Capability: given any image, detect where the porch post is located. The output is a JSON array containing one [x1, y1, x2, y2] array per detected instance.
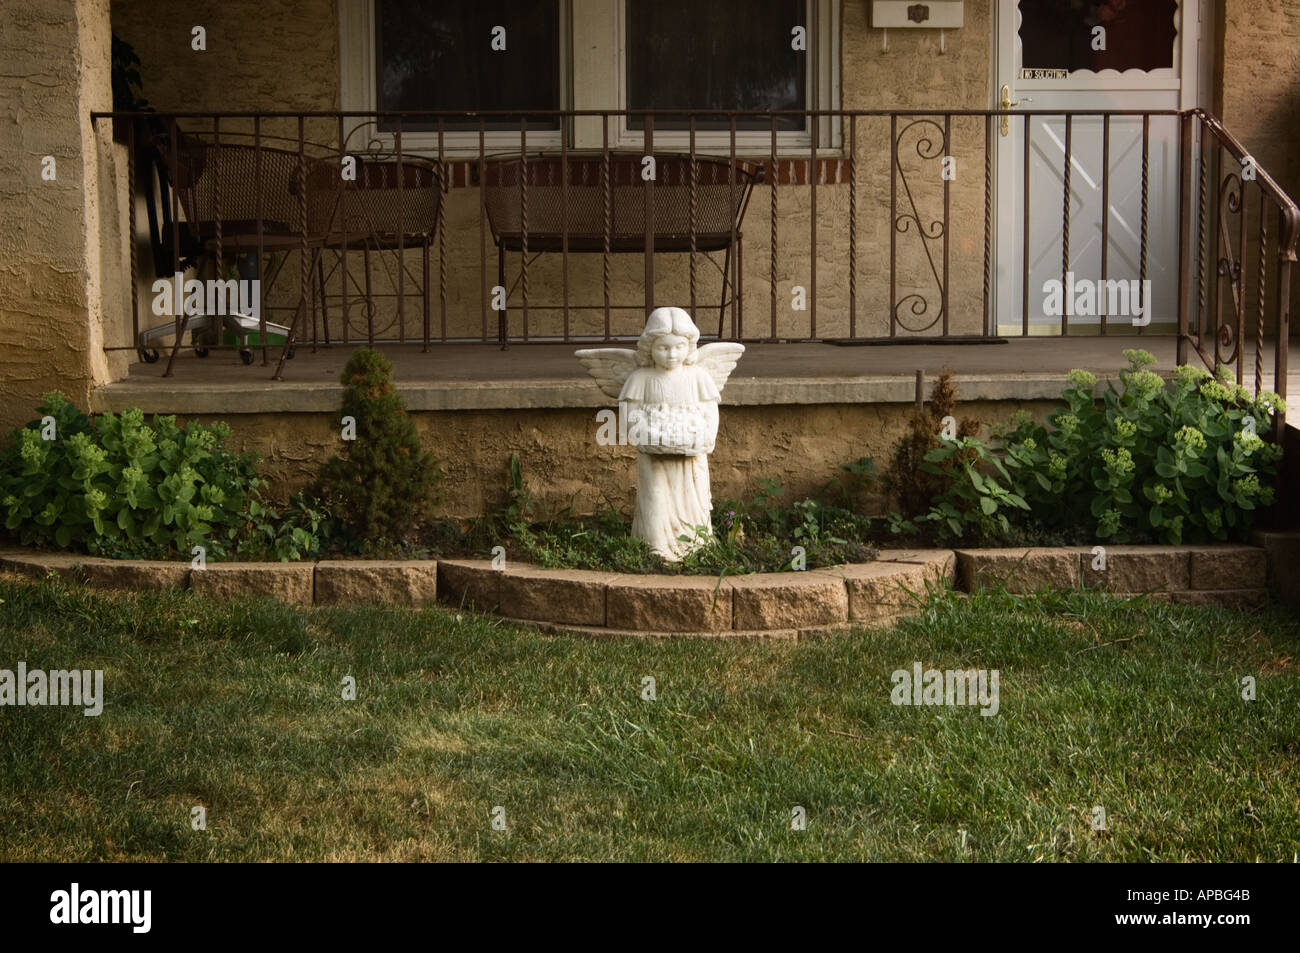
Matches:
[[1, 0, 126, 424]]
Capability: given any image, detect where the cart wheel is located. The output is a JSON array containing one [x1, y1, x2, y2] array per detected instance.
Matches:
[[194, 346, 209, 358], [239, 349, 254, 366], [138, 347, 160, 364]]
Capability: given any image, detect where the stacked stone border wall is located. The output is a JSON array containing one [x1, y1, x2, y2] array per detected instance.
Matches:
[[0, 545, 1269, 639]]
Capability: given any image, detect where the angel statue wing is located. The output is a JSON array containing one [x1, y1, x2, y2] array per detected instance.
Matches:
[[695, 342, 746, 393], [574, 348, 638, 400]]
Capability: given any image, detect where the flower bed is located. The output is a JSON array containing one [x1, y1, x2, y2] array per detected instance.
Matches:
[[1, 350, 1285, 593]]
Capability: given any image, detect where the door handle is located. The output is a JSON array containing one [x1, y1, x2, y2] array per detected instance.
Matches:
[[999, 84, 1033, 137]]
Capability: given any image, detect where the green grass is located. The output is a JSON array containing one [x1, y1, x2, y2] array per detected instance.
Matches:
[[0, 572, 1297, 861]]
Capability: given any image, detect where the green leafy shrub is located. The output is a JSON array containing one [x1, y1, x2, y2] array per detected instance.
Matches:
[[916, 436, 1030, 538], [888, 351, 1282, 545], [0, 392, 316, 560], [998, 350, 1282, 544], [235, 491, 326, 562], [311, 348, 442, 553]]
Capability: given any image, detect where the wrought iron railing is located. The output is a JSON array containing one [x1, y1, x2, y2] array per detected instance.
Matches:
[[1180, 110, 1298, 437], [91, 108, 1297, 431]]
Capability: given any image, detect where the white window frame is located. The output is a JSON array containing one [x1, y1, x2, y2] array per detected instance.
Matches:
[[339, 0, 571, 158], [340, 0, 840, 158]]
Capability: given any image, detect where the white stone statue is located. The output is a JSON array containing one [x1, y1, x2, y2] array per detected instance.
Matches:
[[576, 308, 745, 561]]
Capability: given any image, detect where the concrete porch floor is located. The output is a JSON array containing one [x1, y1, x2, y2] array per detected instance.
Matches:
[[94, 335, 1296, 416]]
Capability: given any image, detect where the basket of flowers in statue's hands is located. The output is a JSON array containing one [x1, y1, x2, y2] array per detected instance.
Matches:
[[626, 400, 717, 456]]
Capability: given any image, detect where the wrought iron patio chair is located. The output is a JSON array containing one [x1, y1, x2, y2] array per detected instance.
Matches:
[[136, 125, 313, 365]]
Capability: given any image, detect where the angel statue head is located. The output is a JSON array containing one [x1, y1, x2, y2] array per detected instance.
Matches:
[[637, 307, 699, 370], [575, 308, 742, 405]]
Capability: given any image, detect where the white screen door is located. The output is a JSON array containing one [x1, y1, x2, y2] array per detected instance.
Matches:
[[993, 0, 1208, 334]]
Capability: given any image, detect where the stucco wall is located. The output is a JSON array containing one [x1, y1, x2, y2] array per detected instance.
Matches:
[[1217, 1, 1300, 338], [112, 0, 341, 114], [0, 0, 119, 433], [1219, 0, 1300, 198], [185, 398, 1058, 519]]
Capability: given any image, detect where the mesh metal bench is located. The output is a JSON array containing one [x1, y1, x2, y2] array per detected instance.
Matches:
[[140, 132, 444, 361]]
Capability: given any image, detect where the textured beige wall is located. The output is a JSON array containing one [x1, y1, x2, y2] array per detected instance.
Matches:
[[186, 398, 1059, 519], [1217, 1, 1300, 339], [1219, 0, 1300, 198], [112, 0, 340, 113], [0, 0, 118, 432], [113, 0, 340, 163]]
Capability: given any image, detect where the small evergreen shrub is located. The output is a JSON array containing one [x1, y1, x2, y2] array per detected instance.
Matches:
[[311, 348, 441, 552], [0, 392, 317, 560]]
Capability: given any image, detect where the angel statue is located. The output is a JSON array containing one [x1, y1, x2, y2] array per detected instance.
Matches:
[[576, 307, 745, 561]]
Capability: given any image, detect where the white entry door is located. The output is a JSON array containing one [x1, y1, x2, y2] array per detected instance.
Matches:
[[994, 0, 1209, 334]]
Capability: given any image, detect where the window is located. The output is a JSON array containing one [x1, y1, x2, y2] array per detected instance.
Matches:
[[374, 0, 562, 131], [625, 0, 807, 131], [1018, 0, 1178, 74], [602, 0, 839, 151], [340, 0, 839, 155], [340, 0, 569, 153]]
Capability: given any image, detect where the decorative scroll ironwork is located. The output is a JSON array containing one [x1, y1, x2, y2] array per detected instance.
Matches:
[[891, 118, 948, 334], [1215, 172, 1243, 366]]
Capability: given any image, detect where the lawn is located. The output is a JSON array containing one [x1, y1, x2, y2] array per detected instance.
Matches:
[[0, 571, 1296, 862]]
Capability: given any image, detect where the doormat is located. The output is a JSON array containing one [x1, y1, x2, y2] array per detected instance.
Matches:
[[822, 336, 1009, 346]]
